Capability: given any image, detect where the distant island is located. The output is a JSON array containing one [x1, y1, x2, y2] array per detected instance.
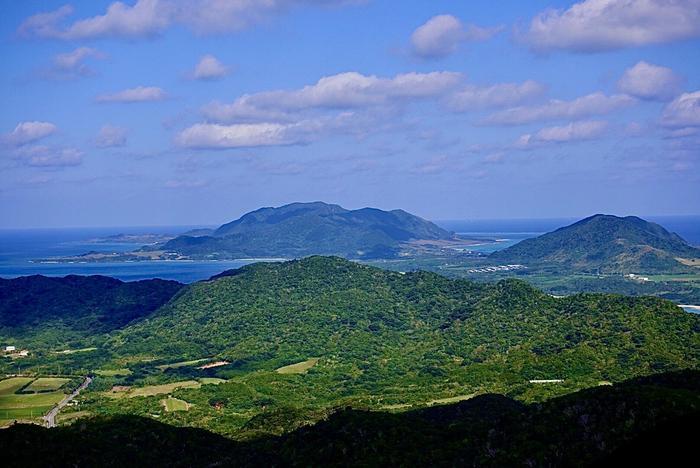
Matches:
[[490, 214, 700, 274], [37, 202, 491, 263]]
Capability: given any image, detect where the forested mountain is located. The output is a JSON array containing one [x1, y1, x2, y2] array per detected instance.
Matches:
[[150, 202, 456, 259], [112, 257, 699, 384], [3, 370, 698, 467], [490, 214, 700, 273], [0, 275, 183, 349]]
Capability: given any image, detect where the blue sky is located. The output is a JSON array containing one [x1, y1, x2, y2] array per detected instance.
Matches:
[[1, 0, 699, 228]]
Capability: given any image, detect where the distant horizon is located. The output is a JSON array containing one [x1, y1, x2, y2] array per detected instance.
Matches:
[[2, 209, 699, 231]]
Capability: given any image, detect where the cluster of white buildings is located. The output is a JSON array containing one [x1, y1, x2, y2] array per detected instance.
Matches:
[[3, 345, 29, 357], [467, 264, 526, 274]]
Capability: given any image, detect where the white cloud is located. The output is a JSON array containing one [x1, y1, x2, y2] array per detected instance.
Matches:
[[96, 86, 167, 103], [45, 46, 106, 80], [1, 121, 57, 147], [18, 0, 364, 40], [192, 54, 229, 80], [447, 80, 545, 111], [96, 125, 128, 147], [522, 0, 700, 53], [54, 47, 105, 71], [203, 71, 463, 122], [515, 120, 608, 148], [661, 91, 700, 128], [176, 122, 309, 148], [14, 145, 83, 167], [617, 61, 683, 101], [483, 92, 635, 125], [411, 14, 501, 58]]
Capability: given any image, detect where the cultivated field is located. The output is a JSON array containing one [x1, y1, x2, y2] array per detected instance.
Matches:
[[161, 397, 190, 412], [107, 380, 201, 398], [25, 377, 70, 393], [276, 358, 319, 374], [94, 368, 132, 377]]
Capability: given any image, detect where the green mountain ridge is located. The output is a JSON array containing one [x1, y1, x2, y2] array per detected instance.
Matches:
[[490, 214, 700, 273], [149, 201, 456, 259], [0, 275, 183, 349], [111, 256, 699, 385]]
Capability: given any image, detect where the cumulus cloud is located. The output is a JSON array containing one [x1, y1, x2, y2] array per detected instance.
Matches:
[[14, 145, 83, 167], [192, 54, 229, 80], [203, 71, 463, 122], [411, 14, 501, 58], [18, 0, 364, 40], [96, 86, 167, 103], [515, 120, 608, 148], [95, 125, 128, 147], [1, 121, 57, 147], [176, 122, 310, 149], [483, 92, 635, 125], [661, 91, 700, 128], [522, 0, 700, 53], [447, 80, 545, 111], [617, 61, 683, 101], [36, 47, 108, 81]]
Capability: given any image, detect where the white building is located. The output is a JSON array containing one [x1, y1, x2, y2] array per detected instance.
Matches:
[[4, 345, 16, 352]]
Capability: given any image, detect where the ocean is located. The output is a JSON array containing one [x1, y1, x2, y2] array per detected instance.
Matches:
[[1, 216, 699, 283]]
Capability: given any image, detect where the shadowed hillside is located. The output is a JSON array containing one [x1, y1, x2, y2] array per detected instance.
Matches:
[[2, 370, 698, 467]]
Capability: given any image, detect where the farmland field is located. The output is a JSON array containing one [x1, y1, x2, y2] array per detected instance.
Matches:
[[276, 358, 319, 374], [161, 397, 190, 412], [25, 377, 70, 393], [0, 377, 33, 395], [108, 380, 201, 398], [94, 368, 132, 377]]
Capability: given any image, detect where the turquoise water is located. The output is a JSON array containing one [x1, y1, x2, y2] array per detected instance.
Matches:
[[1, 216, 698, 283], [0, 226, 253, 283]]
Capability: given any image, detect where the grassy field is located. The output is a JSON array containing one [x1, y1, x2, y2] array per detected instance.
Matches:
[[156, 358, 210, 370], [108, 380, 201, 398], [199, 378, 227, 385], [94, 368, 132, 377], [57, 410, 91, 425], [276, 358, 319, 374], [25, 377, 70, 393], [161, 397, 190, 412], [0, 377, 33, 395], [54, 347, 98, 355], [0, 391, 65, 423]]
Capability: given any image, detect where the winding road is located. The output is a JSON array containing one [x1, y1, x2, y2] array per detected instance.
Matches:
[[43, 376, 92, 428]]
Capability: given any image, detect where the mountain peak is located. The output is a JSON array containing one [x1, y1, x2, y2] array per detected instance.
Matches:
[[491, 214, 699, 273], [158, 202, 454, 260]]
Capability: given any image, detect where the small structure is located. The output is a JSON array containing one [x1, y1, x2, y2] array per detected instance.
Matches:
[[529, 379, 564, 384], [4, 345, 16, 352]]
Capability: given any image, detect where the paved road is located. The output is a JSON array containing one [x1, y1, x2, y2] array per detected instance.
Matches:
[[43, 376, 93, 428]]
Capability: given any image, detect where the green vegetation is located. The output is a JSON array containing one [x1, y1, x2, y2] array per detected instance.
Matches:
[[161, 397, 190, 412], [1, 256, 698, 444], [109, 381, 201, 398], [2, 370, 698, 466], [151, 201, 457, 260], [276, 358, 319, 374], [94, 368, 132, 377], [24, 377, 70, 393], [0, 275, 182, 350], [490, 214, 700, 273]]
